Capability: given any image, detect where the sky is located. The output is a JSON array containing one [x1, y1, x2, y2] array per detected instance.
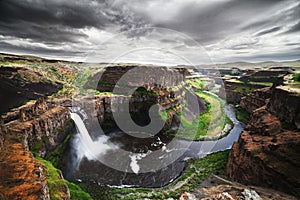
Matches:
[[0, 0, 300, 65]]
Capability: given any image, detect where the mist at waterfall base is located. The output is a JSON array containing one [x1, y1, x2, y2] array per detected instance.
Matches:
[[62, 106, 244, 188]]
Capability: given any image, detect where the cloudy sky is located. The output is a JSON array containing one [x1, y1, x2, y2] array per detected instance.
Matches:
[[0, 0, 299, 65]]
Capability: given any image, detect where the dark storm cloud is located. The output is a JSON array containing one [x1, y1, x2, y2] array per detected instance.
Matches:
[[127, 0, 290, 45], [0, 0, 299, 62], [0, 41, 83, 56], [0, 0, 108, 29], [255, 27, 281, 36], [0, 21, 87, 44], [0, 0, 147, 43]]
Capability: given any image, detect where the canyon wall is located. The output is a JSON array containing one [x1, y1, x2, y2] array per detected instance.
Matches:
[[227, 87, 300, 196], [221, 80, 266, 103], [90, 65, 188, 92], [3, 98, 74, 157], [268, 87, 300, 129], [0, 117, 5, 150], [76, 65, 190, 130], [0, 97, 72, 199], [240, 87, 271, 113]]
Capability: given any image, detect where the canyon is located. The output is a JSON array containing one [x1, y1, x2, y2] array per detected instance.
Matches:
[[0, 54, 299, 199]]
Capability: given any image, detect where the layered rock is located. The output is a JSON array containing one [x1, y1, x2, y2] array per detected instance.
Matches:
[[0, 97, 73, 199], [268, 87, 300, 129], [222, 80, 265, 103], [4, 98, 74, 157], [227, 89, 300, 196], [88, 65, 188, 92], [240, 87, 271, 113], [0, 117, 6, 150]]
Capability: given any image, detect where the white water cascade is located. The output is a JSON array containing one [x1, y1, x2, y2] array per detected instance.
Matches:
[[70, 112, 118, 160]]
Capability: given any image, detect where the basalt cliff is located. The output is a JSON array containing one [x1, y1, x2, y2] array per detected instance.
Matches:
[[0, 97, 73, 199], [227, 85, 300, 196]]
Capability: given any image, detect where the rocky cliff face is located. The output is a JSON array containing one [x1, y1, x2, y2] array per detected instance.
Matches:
[[222, 80, 266, 103], [227, 86, 300, 196], [0, 133, 51, 200], [268, 87, 300, 129], [76, 66, 188, 130], [0, 97, 73, 199], [3, 98, 74, 157], [3, 98, 75, 157], [89, 65, 187, 92], [240, 87, 271, 113], [0, 118, 6, 150]]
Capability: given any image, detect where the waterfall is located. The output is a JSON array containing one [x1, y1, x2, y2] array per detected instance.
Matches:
[[70, 112, 118, 160], [70, 113, 94, 147]]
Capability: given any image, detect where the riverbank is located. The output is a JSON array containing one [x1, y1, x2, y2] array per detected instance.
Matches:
[[162, 90, 233, 141], [76, 150, 230, 200]]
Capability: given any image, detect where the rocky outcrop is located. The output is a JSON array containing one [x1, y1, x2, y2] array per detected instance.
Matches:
[[4, 98, 74, 157], [0, 97, 73, 199], [88, 65, 188, 92], [222, 80, 266, 103], [268, 87, 300, 129], [227, 105, 300, 195], [0, 133, 51, 200], [0, 117, 6, 150], [240, 87, 271, 113]]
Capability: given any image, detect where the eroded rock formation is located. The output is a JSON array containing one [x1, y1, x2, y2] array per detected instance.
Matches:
[[268, 87, 300, 129], [240, 87, 271, 113], [0, 97, 73, 199], [3, 98, 74, 157], [0, 132, 51, 200], [227, 87, 300, 196]]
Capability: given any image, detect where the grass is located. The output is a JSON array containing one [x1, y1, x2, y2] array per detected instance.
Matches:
[[36, 157, 92, 200], [162, 90, 231, 140], [78, 150, 230, 200], [45, 134, 71, 168], [235, 86, 254, 95], [248, 81, 273, 87], [292, 73, 300, 82], [235, 106, 250, 124], [187, 78, 206, 90]]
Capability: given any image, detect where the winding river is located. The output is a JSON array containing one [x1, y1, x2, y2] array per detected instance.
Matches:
[[63, 104, 244, 188]]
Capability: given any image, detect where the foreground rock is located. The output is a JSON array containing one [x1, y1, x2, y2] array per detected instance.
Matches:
[[227, 86, 300, 196], [0, 133, 51, 199], [3, 98, 74, 157], [195, 174, 296, 200], [0, 97, 74, 199]]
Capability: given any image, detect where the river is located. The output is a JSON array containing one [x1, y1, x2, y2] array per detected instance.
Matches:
[[63, 104, 244, 188]]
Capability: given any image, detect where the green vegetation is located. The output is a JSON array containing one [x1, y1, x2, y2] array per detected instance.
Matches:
[[132, 87, 158, 97], [235, 106, 250, 124], [78, 150, 230, 200], [248, 81, 273, 87], [74, 68, 94, 88], [162, 78, 233, 140], [235, 86, 254, 95], [292, 73, 300, 82], [187, 78, 206, 90], [36, 157, 92, 200], [45, 134, 71, 168]]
